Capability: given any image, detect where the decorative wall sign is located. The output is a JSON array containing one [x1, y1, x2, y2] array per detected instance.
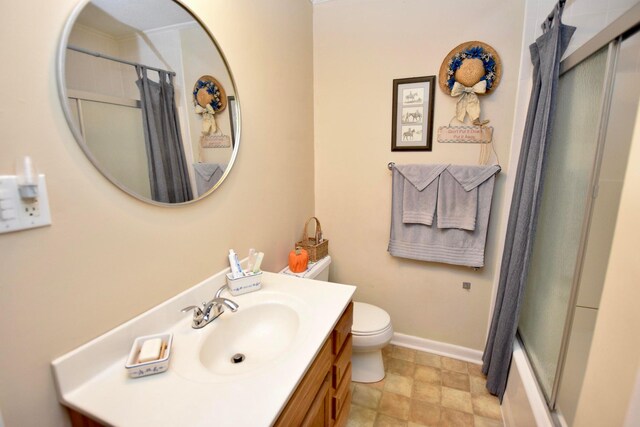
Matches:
[[201, 133, 231, 148], [391, 76, 435, 152], [437, 125, 493, 143]]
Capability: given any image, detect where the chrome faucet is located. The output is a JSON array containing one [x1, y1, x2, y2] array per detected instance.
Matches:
[[182, 285, 238, 329]]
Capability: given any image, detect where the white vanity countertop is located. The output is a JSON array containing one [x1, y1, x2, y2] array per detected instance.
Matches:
[[51, 269, 355, 427]]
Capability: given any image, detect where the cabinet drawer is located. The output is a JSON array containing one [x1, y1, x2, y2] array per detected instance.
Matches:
[[332, 335, 352, 389], [333, 302, 353, 355], [333, 387, 352, 427], [332, 363, 352, 420]]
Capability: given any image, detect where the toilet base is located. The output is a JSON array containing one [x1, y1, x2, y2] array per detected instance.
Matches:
[[351, 350, 386, 383]]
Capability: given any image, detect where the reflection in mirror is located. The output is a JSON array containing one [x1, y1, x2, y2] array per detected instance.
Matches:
[[60, 0, 240, 205]]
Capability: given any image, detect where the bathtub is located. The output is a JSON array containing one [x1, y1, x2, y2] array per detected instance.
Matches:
[[502, 338, 555, 427]]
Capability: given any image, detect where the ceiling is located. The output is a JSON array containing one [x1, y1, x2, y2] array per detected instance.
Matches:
[[76, 0, 195, 38]]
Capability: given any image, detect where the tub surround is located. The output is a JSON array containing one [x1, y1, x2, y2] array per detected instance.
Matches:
[[51, 267, 355, 426], [501, 339, 554, 426]]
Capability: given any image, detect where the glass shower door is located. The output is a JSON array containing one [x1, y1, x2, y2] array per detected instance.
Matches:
[[517, 46, 610, 402], [70, 99, 151, 199]]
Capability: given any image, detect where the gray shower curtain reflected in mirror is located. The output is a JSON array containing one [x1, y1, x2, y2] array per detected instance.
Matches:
[[136, 66, 193, 203]]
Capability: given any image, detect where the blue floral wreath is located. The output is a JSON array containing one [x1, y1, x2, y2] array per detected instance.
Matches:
[[446, 46, 497, 92], [193, 78, 224, 112]]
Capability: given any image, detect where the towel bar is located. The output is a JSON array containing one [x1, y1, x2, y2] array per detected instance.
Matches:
[[388, 162, 500, 174]]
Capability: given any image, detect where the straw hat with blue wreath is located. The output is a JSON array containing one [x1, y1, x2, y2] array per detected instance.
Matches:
[[193, 75, 231, 150], [193, 75, 227, 135], [438, 41, 501, 124]]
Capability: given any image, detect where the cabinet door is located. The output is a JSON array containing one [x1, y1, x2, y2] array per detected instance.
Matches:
[[302, 374, 331, 427], [275, 339, 332, 426]]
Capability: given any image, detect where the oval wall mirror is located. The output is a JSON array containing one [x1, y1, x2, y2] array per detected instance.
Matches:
[[57, 0, 240, 205]]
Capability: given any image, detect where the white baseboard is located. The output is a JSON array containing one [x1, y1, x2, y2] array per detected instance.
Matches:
[[390, 332, 483, 365]]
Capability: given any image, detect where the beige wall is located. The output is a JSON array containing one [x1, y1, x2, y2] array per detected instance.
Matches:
[[0, 0, 314, 425], [573, 87, 640, 427], [313, 0, 524, 350]]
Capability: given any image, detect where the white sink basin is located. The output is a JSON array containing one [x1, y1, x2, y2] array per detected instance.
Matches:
[[170, 289, 311, 383], [198, 302, 300, 375]]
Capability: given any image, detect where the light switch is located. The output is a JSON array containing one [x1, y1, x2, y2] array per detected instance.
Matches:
[[0, 175, 51, 233], [1, 208, 17, 220], [0, 200, 14, 210]]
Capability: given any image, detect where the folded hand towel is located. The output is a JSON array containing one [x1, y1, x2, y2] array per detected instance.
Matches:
[[193, 163, 227, 196], [437, 165, 500, 231], [388, 164, 500, 268], [395, 164, 449, 226]]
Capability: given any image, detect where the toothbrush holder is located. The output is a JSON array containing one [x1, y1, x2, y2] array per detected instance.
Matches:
[[226, 271, 262, 296]]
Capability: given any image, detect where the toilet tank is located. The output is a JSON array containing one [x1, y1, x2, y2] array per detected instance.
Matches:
[[280, 255, 332, 281]]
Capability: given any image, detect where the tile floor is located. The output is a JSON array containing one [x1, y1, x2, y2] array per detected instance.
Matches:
[[347, 345, 503, 427]]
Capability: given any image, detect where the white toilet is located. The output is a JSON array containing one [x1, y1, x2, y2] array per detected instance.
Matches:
[[280, 256, 393, 383]]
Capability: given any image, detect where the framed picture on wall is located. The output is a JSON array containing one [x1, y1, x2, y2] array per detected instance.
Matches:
[[228, 96, 237, 148], [391, 76, 435, 151]]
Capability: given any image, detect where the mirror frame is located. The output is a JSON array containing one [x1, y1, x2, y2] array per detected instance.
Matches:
[[56, 0, 241, 207]]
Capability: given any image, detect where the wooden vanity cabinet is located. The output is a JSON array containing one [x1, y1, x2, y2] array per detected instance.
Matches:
[[67, 410, 104, 427], [275, 301, 353, 427], [67, 302, 354, 427]]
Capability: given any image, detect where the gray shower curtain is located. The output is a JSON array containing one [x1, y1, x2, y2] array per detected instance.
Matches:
[[482, 3, 575, 399], [136, 66, 193, 203]]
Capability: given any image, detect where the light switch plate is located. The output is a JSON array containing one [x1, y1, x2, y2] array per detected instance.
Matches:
[[0, 175, 52, 234]]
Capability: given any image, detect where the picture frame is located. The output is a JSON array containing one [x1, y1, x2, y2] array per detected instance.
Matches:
[[391, 76, 436, 151], [228, 96, 237, 148]]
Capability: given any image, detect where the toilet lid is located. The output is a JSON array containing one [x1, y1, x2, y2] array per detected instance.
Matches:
[[352, 302, 391, 335]]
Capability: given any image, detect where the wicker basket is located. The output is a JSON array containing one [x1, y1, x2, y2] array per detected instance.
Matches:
[[296, 217, 329, 262]]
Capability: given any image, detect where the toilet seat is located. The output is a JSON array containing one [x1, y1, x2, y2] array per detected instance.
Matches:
[[352, 302, 391, 336], [353, 323, 393, 337]]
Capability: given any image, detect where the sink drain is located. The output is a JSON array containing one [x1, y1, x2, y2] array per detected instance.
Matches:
[[231, 353, 245, 364]]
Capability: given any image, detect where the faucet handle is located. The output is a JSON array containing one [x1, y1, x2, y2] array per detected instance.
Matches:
[[181, 305, 203, 316], [220, 298, 239, 312]]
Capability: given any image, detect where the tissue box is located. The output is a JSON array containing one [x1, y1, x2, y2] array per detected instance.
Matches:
[[226, 271, 262, 296], [125, 333, 173, 378]]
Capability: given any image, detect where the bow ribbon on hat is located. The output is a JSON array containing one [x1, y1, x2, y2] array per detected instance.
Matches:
[[195, 104, 217, 134], [450, 80, 486, 122]]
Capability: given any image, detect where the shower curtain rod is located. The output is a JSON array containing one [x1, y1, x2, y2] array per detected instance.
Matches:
[[67, 45, 177, 77]]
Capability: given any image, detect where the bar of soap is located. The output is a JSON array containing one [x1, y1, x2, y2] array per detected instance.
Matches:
[[138, 338, 163, 363]]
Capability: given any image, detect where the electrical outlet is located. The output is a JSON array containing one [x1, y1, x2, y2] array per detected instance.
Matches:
[[0, 175, 51, 234], [23, 199, 40, 217], [462, 282, 471, 290]]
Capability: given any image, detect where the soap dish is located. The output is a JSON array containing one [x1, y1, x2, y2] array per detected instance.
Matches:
[[125, 333, 173, 378]]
